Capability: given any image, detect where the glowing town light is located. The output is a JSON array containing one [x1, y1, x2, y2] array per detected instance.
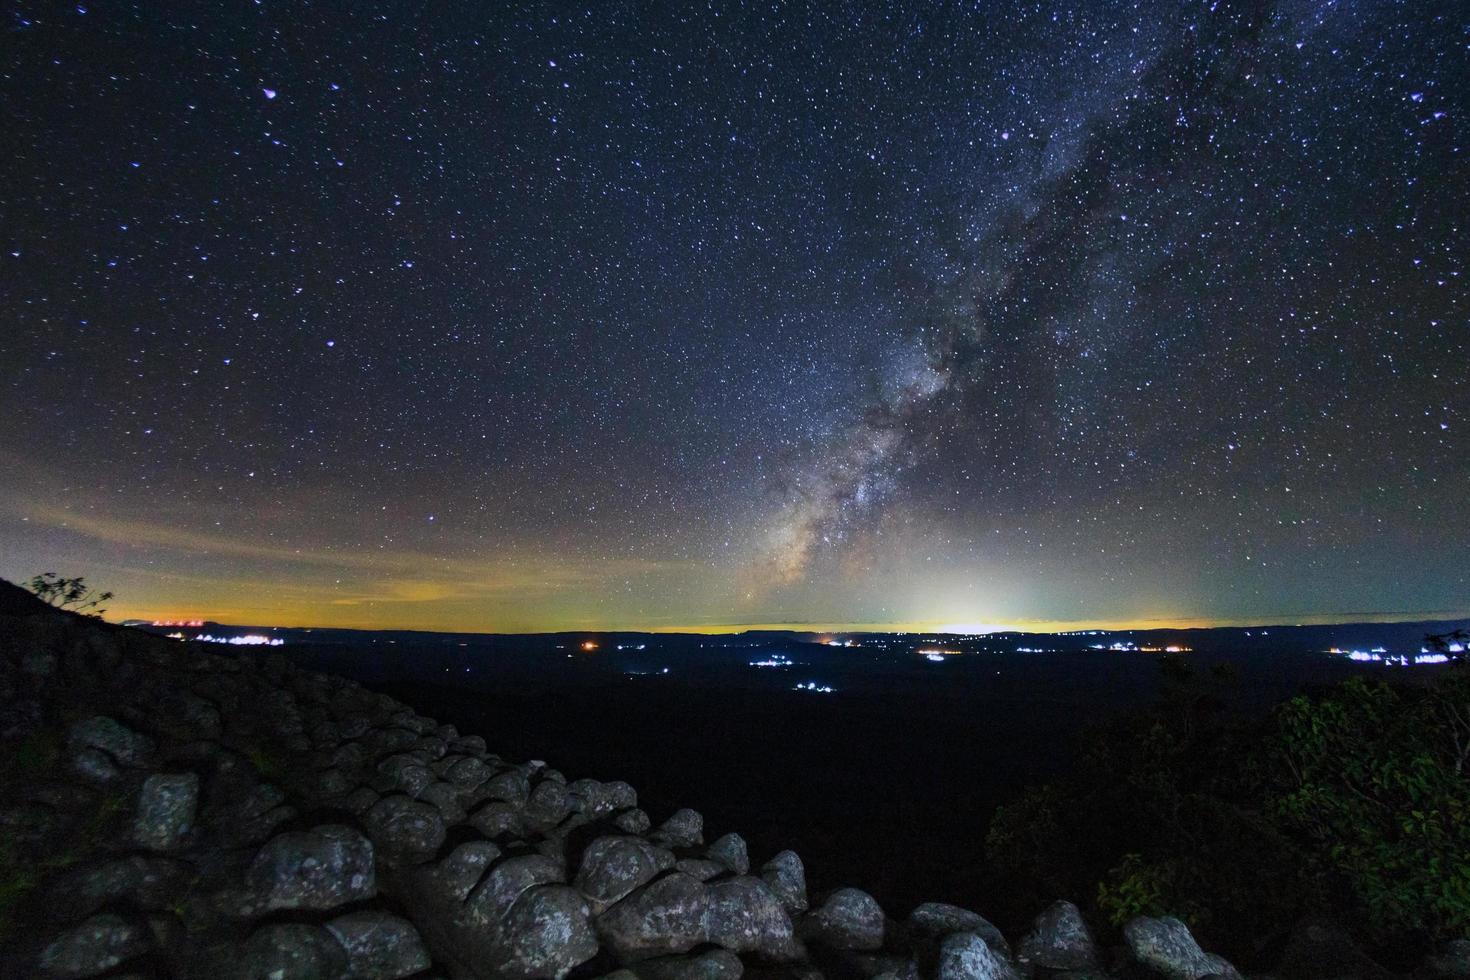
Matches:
[[581, 641, 598, 652], [793, 681, 834, 693], [923, 652, 947, 662], [749, 654, 794, 668], [194, 633, 284, 646]]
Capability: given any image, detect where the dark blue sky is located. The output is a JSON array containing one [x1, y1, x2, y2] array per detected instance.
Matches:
[[1, 0, 1465, 630]]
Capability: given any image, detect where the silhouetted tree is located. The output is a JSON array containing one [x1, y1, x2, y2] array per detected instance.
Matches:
[[26, 573, 113, 616]]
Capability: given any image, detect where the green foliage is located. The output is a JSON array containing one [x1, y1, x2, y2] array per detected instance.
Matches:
[[1097, 853, 1177, 926], [26, 572, 114, 616], [1275, 674, 1470, 943], [985, 659, 1470, 960]]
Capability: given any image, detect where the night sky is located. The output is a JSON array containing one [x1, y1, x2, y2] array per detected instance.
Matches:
[[1, 1, 1466, 632]]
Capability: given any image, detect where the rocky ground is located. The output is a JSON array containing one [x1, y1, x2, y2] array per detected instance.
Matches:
[[1, 579, 1465, 980]]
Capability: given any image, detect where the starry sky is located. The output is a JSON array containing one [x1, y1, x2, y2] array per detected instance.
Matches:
[[1, 0, 1466, 632]]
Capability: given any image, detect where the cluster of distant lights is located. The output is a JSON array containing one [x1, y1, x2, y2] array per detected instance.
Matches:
[[750, 653, 794, 668], [916, 648, 960, 662], [1328, 646, 1456, 666], [167, 632, 283, 647], [1087, 641, 1191, 653], [793, 681, 835, 694]]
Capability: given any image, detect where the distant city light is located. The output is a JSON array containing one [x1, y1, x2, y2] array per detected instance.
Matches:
[[1328, 646, 1450, 666], [581, 641, 598, 651], [189, 633, 284, 647], [750, 654, 794, 668], [794, 681, 834, 693], [916, 648, 959, 661]]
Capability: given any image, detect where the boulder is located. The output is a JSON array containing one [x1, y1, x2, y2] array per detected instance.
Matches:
[[445, 755, 493, 787], [613, 808, 652, 835], [522, 778, 572, 830], [1123, 917, 1240, 980], [486, 884, 600, 978], [68, 716, 154, 768], [675, 858, 727, 882], [469, 799, 523, 838], [133, 772, 198, 851], [363, 794, 446, 861], [761, 851, 808, 914], [632, 948, 745, 980], [707, 832, 750, 875], [38, 913, 151, 978], [468, 854, 567, 920], [419, 840, 503, 904], [482, 769, 531, 806], [419, 780, 468, 824], [326, 910, 432, 979], [1017, 901, 1097, 971], [705, 875, 802, 960], [937, 931, 1017, 980], [238, 923, 349, 980], [597, 872, 711, 961], [907, 903, 1008, 956], [575, 835, 675, 913], [801, 887, 886, 952], [652, 808, 704, 848], [248, 824, 376, 911]]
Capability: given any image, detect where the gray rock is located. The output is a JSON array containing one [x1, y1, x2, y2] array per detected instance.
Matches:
[[238, 923, 349, 980], [707, 832, 750, 875], [469, 799, 523, 838], [675, 858, 727, 882], [603, 781, 638, 809], [801, 887, 886, 952], [908, 903, 1010, 960], [568, 778, 619, 818], [522, 778, 572, 830], [613, 808, 652, 835], [653, 808, 704, 848], [133, 772, 198, 850], [363, 794, 446, 861], [575, 835, 675, 913], [420, 840, 503, 904], [486, 884, 600, 978], [597, 872, 711, 961], [705, 875, 801, 960], [760, 850, 808, 914], [377, 754, 434, 796], [248, 824, 376, 911], [71, 747, 122, 783], [326, 910, 432, 979], [469, 853, 567, 919], [418, 780, 467, 824], [632, 948, 745, 980], [39, 913, 151, 978], [1124, 917, 1241, 980], [68, 716, 154, 767], [937, 931, 1017, 980], [445, 755, 493, 787], [1017, 901, 1097, 971], [482, 769, 531, 806]]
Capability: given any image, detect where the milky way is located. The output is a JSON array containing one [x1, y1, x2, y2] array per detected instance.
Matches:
[[1, 1, 1465, 630]]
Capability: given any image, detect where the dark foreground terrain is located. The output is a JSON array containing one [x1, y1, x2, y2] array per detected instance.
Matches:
[[5, 580, 1466, 979]]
